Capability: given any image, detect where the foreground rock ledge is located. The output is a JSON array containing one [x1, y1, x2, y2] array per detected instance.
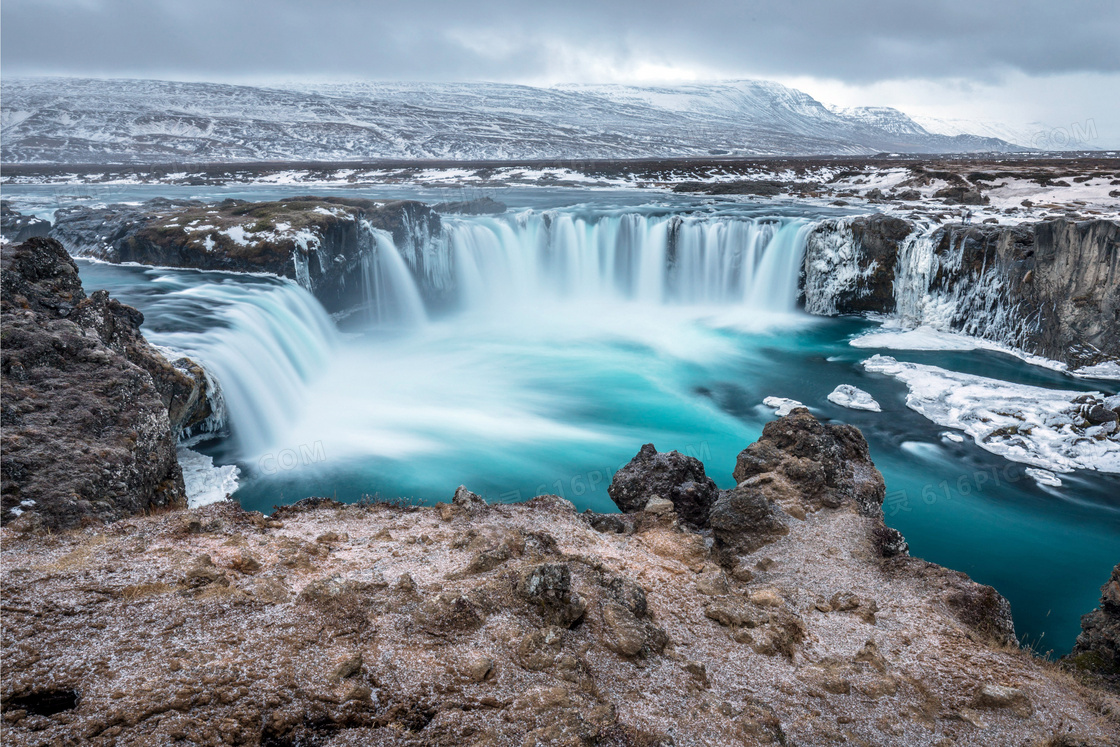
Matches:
[[3, 491, 1117, 745]]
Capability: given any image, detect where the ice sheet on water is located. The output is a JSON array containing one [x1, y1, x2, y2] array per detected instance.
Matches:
[[862, 355, 1120, 474], [178, 447, 240, 508], [827, 384, 881, 412], [850, 323, 1068, 372]]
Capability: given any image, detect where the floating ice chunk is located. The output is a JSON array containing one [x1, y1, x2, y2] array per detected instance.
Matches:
[[940, 431, 965, 443], [827, 384, 881, 412], [178, 447, 240, 508], [763, 396, 805, 416], [1025, 468, 1062, 487], [861, 355, 1120, 474]]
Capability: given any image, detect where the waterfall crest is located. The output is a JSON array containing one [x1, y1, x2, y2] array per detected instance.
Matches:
[[435, 212, 811, 312], [151, 278, 338, 458]]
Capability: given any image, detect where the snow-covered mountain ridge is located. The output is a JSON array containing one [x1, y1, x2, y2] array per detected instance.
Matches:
[[1, 77, 1028, 164]]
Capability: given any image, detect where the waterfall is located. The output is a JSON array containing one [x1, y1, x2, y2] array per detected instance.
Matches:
[[113, 208, 812, 465], [432, 212, 811, 311], [359, 221, 428, 326], [149, 278, 338, 458]]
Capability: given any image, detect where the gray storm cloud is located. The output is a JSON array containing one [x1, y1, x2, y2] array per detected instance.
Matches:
[[2, 0, 1117, 83]]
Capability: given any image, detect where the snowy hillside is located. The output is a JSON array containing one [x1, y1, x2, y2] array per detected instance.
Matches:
[[0, 77, 1027, 164]]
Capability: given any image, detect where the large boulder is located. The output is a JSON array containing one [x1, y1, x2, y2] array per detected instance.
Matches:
[[1, 237, 209, 530], [1069, 563, 1120, 675], [608, 443, 719, 526], [733, 408, 886, 517]]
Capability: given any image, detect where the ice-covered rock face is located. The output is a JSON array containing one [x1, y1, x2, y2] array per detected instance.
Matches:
[[801, 217, 1120, 368], [862, 355, 1120, 474]]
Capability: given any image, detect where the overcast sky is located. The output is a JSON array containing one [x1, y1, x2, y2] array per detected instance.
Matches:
[[3, 0, 1118, 146]]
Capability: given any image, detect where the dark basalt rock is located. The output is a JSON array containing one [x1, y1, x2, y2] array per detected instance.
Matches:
[[608, 443, 719, 526], [1, 237, 210, 530], [1069, 563, 1120, 675], [802, 217, 1120, 367], [933, 185, 989, 205], [1, 201, 51, 243], [672, 179, 784, 196], [802, 214, 912, 315], [50, 197, 443, 315], [733, 408, 886, 517]]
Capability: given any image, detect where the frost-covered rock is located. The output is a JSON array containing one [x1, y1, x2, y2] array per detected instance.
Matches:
[[1025, 468, 1063, 487], [177, 447, 240, 508], [827, 384, 881, 412], [862, 354, 1120, 473]]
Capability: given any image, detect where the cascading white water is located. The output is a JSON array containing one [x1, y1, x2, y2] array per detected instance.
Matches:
[[151, 278, 338, 458], [434, 212, 811, 312], [359, 221, 428, 326]]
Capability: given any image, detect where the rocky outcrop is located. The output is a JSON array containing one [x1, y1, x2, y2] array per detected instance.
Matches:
[[1, 237, 211, 530], [1070, 563, 1120, 676], [801, 216, 1120, 367], [732, 407, 887, 517], [50, 197, 443, 314], [607, 443, 719, 526], [0, 201, 51, 243], [2, 464, 1112, 743]]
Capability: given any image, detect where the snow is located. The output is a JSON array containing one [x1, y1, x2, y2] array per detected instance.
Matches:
[[827, 385, 881, 412], [862, 355, 1120, 474], [223, 225, 251, 246], [177, 447, 240, 508], [763, 396, 805, 416]]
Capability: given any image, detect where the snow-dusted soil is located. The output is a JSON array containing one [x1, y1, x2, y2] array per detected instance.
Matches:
[[6, 156, 1116, 223], [862, 355, 1120, 474], [3, 494, 1116, 745]]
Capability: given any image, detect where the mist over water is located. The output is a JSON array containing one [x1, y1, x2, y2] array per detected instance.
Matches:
[[63, 191, 1120, 656]]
